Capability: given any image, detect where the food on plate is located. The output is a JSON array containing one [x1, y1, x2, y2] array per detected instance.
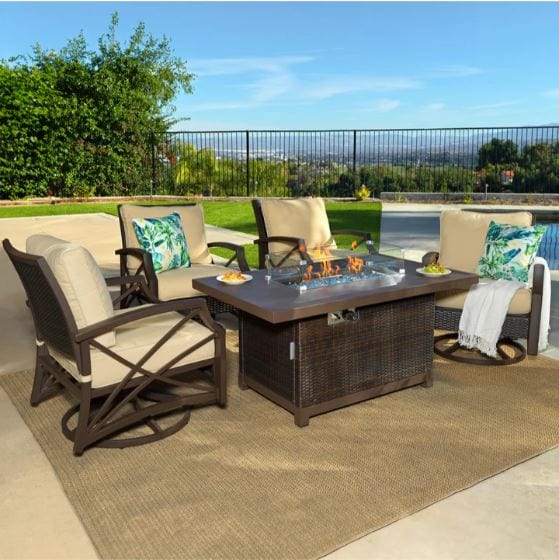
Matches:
[[221, 270, 247, 282], [423, 261, 446, 274]]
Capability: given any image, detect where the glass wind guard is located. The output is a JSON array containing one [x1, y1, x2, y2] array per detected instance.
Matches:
[[265, 243, 404, 292]]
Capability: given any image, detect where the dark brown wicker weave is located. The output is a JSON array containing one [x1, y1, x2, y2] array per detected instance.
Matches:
[[3, 239, 226, 456], [116, 203, 249, 315], [251, 198, 375, 269], [240, 295, 435, 426]]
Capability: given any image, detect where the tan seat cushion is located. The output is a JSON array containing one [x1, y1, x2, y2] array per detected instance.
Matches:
[[51, 310, 215, 388], [439, 210, 532, 273], [26, 235, 116, 348], [119, 205, 212, 267], [259, 197, 335, 254], [436, 282, 532, 315], [157, 263, 232, 301]]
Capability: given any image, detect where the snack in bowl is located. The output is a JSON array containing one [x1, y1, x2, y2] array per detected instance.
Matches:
[[222, 271, 246, 282], [217, 271, 253, 285], [423, 261, 446, 274], [416, 261, 451, 277]]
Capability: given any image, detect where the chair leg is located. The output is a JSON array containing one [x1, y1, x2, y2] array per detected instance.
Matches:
[[526, 309, 541, 356], [72, 385, 92, 456], [213, 324, 227, 407], [30, 345, 62, 406], [217, 354, 227, 408]]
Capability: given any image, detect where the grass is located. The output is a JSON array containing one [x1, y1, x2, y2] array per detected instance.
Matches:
[[0, 199, 382, 269]]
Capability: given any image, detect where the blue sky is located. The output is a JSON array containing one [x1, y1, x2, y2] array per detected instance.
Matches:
[[1, 2, 558, 130]]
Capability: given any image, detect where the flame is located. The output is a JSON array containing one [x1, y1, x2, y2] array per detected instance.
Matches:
[[347, 255, 364, 274], [303, 264, 314, 282], [308, 244, 331, 261], [300, 244, 364, 282]]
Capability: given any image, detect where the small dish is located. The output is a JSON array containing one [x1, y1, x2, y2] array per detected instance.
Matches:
[[216, 273, 253, 285], [416, 267, 452, 278]]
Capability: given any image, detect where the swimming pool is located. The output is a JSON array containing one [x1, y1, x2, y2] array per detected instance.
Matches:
[[538, 223, 559, 269]]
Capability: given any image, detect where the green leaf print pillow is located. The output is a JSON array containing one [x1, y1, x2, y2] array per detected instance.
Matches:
[[477, 221, 546, 283], [132, 212, 191, 274]]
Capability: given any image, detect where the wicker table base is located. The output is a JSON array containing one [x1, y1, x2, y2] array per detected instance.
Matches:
[[239, 294, 435, 426]]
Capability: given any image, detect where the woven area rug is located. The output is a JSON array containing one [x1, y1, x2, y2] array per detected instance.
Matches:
[[1, 334, 559, 560]]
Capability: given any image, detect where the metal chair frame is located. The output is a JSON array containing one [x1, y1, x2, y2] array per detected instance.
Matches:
[[116, 203, 250, 313], [423, 237, 545, 359], [4, 239, 226, 456]]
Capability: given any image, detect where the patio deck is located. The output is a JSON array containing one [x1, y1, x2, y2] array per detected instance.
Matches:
[[0, 210, 557, 559]]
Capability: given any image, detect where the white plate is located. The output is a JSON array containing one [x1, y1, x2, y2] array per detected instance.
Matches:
[[216, 273, 253, 285], [416, 267, 452, 278]]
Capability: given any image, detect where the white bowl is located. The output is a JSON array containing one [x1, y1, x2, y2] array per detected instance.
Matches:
[[416, 267, 452, 278], [216, 273, 253, 285]]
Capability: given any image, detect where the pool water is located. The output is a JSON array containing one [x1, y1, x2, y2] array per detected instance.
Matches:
[[538, 224, 559, 269]]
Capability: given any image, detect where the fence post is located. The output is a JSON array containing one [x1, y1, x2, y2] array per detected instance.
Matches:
[[246, 131, 250, 198], [150, 132, 156, 197], [352, 130, 358, 190]]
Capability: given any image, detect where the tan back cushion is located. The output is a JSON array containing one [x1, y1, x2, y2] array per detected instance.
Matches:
[[119, 205, 212, 265], [439, 210, 533, 273], [46, 244, 116, 348], [26, 234, 70, 256], [259, 197, 335, 254]]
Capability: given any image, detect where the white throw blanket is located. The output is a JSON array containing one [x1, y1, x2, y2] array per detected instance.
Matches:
[[458, 257, 550, 357]]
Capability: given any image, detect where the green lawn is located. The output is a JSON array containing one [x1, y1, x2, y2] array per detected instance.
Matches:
[[0, 199, 382, 269]]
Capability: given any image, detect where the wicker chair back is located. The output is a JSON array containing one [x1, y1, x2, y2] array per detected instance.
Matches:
[[3, 239, 77, 358]]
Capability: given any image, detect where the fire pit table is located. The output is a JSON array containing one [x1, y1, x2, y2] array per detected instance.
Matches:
[[193, 252, 478, 426]]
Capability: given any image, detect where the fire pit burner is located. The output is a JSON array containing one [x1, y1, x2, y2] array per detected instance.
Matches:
[[266, 246, 405, 292]]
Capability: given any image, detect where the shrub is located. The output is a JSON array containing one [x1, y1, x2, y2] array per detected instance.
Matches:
[[354, 184, 371, 201]]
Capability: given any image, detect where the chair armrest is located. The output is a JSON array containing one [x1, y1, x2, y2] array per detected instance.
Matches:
[[254, 236, 308, 264], [332, 229, 372, 239], [332, 229, 374, 253], [422, 251, 440, 266], [115, 247, 150, 270], [207, 241, 250, 272], [115, 247, 158, 296], [104, 275, 159, 306], [254, 235, 306, 248], [75, 298, 214, 343], [104, 274, 147, 288], [115, 247, 154, 274], [532, 262, 545, 296]]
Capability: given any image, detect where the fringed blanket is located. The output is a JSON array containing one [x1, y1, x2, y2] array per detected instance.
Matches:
[[458, 257, 550, 357]]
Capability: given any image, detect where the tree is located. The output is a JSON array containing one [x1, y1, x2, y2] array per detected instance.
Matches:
[[477, 138, 518, 170], [0, 65, 68, 198], [0, 13, 194, 199], [513, 142, 559, 193], [174, 144, 220, 196]]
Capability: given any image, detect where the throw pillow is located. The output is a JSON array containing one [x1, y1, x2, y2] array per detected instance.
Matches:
[[477, 221, 547, 283], [132, 212, 191, 273]]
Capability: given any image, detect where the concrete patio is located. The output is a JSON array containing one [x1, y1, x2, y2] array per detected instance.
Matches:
[[0, 210, 558, 559]]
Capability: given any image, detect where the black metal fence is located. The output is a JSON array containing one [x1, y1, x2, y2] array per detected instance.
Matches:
[[149, 126, 559, 197]]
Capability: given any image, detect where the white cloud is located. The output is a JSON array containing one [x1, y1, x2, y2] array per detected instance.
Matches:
[[188, 101, 256, 112], [542, 89, 559, 99], [372, 99, 400, 112], [299, 77, 419, 101], [191, 55, 309, 105], [189, 54, 420, 110], [429, 64, 483, 78], [190, 56, 314, 77], [470, 101, 519, 111], [424, 103, 446, 111]]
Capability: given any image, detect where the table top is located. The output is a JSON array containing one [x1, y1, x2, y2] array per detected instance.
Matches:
[[193, 260, 479, 324]]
